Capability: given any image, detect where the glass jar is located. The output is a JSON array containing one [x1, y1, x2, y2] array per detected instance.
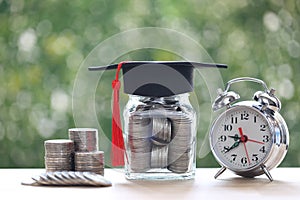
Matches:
[[123, 93, 196, 180]]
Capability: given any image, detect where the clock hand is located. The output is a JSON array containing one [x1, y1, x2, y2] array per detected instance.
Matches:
[[223, 140, 240, 153], [231, 127, 264, 144], [238, 127, 247, 142], [232, 131, 264, 144], [238, 127, 251, 164], [247, 138, 264, 144], [228, 134, 240, 141]]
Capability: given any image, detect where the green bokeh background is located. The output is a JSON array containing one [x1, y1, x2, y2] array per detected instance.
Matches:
[[0, 0, 299, 168]]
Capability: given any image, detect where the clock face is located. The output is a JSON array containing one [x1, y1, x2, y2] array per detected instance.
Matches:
[[210, 105, 273, 171]]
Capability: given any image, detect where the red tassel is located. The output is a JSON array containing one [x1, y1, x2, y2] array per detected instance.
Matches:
[[111, 62, 126, 166]]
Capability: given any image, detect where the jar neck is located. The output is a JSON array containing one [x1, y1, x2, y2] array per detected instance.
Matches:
[[128, 93, 190, 103]]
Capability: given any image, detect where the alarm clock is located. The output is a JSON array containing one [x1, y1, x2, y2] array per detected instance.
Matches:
[[209, 77, 289, 181]]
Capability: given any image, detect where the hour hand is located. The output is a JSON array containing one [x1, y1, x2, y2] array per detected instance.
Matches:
[[228, 134, 240, 141]]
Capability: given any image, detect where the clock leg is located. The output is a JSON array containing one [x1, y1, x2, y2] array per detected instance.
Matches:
[[261, 164, 273, 181], [214, 166, 227, 179]]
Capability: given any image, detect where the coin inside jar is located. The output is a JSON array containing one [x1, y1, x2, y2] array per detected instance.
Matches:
[[168, 114, 193, 173], [151, 118, 171, 146]]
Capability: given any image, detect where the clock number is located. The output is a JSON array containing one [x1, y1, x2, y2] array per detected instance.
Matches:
[[259, 146, 266, 153], [218, 135, 227, 142], [224, 124, 233, 131], [254, 116, 257, 123], [231, 154, 237, 161], [260, 124, 266, 131], [241, 112, 249, 120], [231, 116, 238, 124], [252, 154, 259, 162], [262, 135, 270, 142], [241, 157, 248, 164], [222, 146, 230, 153]]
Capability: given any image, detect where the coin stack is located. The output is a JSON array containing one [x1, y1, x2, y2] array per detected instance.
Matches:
[[127, 104, 194, 174], [150, 118, 171, 168], [128, 115, 152, 172], [68, 128, 98, 152], [74, 151, 104, 175], [151, 118, 171, 147], [68, 128, 104, 176], [168, 114, 193, 173], [44, 139, 74, 172]]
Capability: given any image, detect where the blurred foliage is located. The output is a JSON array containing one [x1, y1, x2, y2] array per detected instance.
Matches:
[[0, 0, 300, 168]]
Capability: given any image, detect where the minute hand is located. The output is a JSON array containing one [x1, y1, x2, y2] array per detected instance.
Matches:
[[247, 138, 264, 144], [223, 140, 240, 153], [238, 127, 251, 164], [228, 135, 264, 145]]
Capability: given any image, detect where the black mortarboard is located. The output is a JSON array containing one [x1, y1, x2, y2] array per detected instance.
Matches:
[[89, 61, 227, 97]]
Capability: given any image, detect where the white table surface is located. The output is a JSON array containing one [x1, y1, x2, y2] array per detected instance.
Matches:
[[1, 168, 299, 200]]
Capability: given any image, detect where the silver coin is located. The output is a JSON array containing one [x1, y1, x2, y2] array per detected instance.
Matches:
[[45, 157, 73, 161], [21, 178, 40, 186], [167, 166, 189, 173], [45, 152, 73, 157], [44, 172, 66, 185], [66, 171, 78, 180], [44, 139, 74, 151], [37, 173, 57, 185], [52, 171, 74, 185], [60, 171, 79, 185], [82, 172, 112, 187], [73, 171, 99, 186], [31, 174, 49, 185]]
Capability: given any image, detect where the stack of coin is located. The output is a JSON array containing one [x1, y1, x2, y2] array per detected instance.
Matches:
[[68, 128, 98, 152], [150, 118, 171, 168], [74, 151, 104, 176], [151, 118, 171, 146], [44, 139, 74, 172], [167, 114, 193, 173], [68, 128, 105, 175], [151, 145, 169, 168], [126, 102, 194, 174], [128, 115, 152, 172]]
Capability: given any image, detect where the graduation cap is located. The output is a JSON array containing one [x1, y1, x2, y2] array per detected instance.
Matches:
[[89, 61, 227, 97], [89, 61, 227, 166]]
